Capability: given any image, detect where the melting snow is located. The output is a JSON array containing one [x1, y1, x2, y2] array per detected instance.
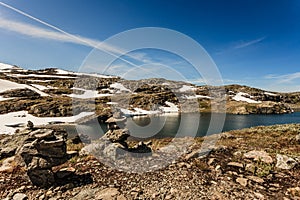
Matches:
[[184, 95, 212, 99], [160, 101, 179, 113], [0, 111, 94, 135], [110, 83, 131, 92], [0, 79, 49, 97], [264, 92, 277, 96], [7, 74, 76, 79], [68, 88, 112, 99], [31, 84, 49, 91], [120, 102, 179, 116], [179, 85, 196, 92], [232, 92, 261, 103], [0, 96, 13, 102]]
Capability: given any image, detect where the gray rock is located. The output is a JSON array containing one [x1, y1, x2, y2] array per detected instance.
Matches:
[[236, 177, 248, 187], [130, 142, 152, 155], [72, 187, 122, 200], [276, 154, 298, 170], [227, 162, 244, 168], [18, 128, 69, 187], [56, 167, 76, 179], [27, 169, 55, 188], [103, 128, 130, 143], [0, 146, 17, 159], [103, 142, 126, 160], [244, 150, 273, 164], [295, 134, 300, 144]]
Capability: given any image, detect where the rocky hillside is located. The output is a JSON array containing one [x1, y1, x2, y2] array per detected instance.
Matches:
[[0, 123, 299, 199], [0, 62, 299, 134]]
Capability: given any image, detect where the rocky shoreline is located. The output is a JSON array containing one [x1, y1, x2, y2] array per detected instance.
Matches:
[[0, 123, 299, 199]]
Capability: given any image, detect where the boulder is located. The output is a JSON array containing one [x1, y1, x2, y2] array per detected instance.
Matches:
[[103, 129, 130, 143]]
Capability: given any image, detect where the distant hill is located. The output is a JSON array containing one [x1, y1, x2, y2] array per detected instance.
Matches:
[[0, 62, 299, 122]]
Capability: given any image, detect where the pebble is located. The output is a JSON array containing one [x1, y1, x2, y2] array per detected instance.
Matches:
[[236, 177, 248, 187]]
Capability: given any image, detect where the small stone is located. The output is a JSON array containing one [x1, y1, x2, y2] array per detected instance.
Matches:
[[117, 195, 127, 200], [27, 121, 34, 129], [170, 188, 178, 194], [233, 151, 242, 157], [95, 187, 121, 200], [254, 192, 264, 199], [207, 158, 216, 166], [46, 190, 53, 196], [227, 162, 244, 168], [0, 156, 16, 173], [236, 177, 248, 187], [184, 150, 199, 160], [245, 163, 256, 173], [247, 176, 264, 183], [38, 194, 45, 200], [276, 154, 298, 170], [215, 165, 221, 171], [295, 134, 300, 144], [0, 146, 17, 159], [287, 187, 300, 197], [244, 150, 273, 164], [56, 167, 76, 179], [13, 193, 28, 200]]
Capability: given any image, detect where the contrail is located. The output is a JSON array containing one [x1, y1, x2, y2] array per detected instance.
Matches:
[[0, 1, 160, 77]]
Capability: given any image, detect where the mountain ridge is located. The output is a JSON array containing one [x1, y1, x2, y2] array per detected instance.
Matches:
[[0, 62, 299, 134]]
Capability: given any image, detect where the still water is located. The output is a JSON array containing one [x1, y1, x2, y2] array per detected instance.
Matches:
[[72, 112, 300, 139]]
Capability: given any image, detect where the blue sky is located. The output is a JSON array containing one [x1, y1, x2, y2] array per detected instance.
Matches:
[[0, 0, 300, 92]]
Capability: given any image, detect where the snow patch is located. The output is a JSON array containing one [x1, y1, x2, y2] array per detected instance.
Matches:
[[0, 96, 13, 102], [31, 84, 49, 91], [179, 85, 196, 92], [0, 79, 49, 97], [31, 84, 56, 90], [0, 79, 26, 93], [110, 83, 131, 92], [7, 74, 76, 79], [68, 88, 112, 99], [0, 111, 94, 135], [120, 101, 179, 116], [264, 92, 277, 96], [160, 101, 179, 113], [0, 62, 17, 70], [232, 92, 261, 103], [184, 95, 212, 99], [55, 69, 72, 75]]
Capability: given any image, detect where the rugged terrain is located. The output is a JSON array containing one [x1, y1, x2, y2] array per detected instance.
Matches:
[[0, 62, 299, 135], [0, 123, 299, 199]]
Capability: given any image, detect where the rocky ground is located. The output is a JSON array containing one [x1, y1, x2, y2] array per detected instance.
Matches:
[[0, 123, 299, 200]]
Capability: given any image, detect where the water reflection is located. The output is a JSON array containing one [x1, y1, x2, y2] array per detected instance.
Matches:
[[70, 112, 300, 140]]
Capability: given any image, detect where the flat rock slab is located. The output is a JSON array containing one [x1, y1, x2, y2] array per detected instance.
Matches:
[[244, 150, 273, 164]]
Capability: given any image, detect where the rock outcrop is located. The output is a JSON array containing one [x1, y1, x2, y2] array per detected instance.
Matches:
[[81, 110, 152, 161], [19, 129, 70, 187]]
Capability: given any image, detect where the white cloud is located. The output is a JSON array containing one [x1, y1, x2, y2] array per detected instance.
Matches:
[[264, 72, 300, 83], [0, 17, 128, 54], [234, 37, 266, 49]]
